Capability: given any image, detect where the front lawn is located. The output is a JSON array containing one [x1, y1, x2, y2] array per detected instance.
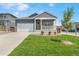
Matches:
[[9, 35, 79, 56]]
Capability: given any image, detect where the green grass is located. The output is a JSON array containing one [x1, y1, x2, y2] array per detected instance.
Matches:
[[9, 34, 79, 56]]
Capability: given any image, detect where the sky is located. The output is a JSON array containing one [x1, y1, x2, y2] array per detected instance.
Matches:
[[0, 3, 79, 26]]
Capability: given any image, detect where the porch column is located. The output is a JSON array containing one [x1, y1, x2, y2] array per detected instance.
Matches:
[[34, 19, 36, 31], [40, 19, 42, 31]]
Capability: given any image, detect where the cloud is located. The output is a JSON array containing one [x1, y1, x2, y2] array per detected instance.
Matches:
[[49, 3, 55, 7], [17, 4, 29, 11], [14, 12, 19, 17], [14, 11, 28, 17], [0, 3, 29, 11], [0, 3, 16, 9]]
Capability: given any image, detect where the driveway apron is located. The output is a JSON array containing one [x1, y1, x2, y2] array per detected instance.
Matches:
[[0, 32, 30, 56]]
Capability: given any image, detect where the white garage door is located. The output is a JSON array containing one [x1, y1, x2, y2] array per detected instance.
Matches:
[[17, 23, 33, 32]]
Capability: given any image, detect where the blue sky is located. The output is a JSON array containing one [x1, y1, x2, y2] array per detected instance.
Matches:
[[0, 3, 79, 25]]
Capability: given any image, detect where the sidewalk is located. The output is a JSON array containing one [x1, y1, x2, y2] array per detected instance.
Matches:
[[61, 32, 79, 36]]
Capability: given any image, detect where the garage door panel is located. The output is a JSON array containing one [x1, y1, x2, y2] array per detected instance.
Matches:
[[17, 23, 33, 31]]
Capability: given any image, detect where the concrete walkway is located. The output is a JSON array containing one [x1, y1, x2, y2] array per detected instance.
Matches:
[[60, 32, 79, 36], [0, 32, 30, 56]]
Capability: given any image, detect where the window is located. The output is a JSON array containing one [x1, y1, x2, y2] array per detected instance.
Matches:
[[42, 20, 53, 26], [4, 15, 7, 19], [3, 15, 8, 20]]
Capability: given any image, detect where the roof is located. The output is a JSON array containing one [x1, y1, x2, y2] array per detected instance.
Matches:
[[0, 13, 17, 18], [28, 13, 38, 17], [18, 13, 38, 19], [18, 12, 57, 19], [34, 12, 57, 19]]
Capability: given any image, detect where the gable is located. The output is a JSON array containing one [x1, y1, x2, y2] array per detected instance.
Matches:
[[34, 12, 57, 19]]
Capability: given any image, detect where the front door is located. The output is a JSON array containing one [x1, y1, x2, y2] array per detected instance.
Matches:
[[36, 20, 41, 30]]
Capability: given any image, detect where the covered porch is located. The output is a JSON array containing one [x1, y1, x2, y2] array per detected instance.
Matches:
[[34, 18, 55, 31]]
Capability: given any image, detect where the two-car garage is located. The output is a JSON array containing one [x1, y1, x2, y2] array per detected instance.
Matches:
[[16, 19, 34, 32]]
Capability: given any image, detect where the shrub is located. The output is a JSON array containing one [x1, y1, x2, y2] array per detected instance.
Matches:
[[48, 31, 51, 35], [54, 32, 56, 35], [51, 38, 62, 43], [41, 31, 44, 35]]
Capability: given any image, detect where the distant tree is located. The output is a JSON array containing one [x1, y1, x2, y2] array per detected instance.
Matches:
[[61, 7, 74, 32]]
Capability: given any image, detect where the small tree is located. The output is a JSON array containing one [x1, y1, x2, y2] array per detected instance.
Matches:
[[61, 7, 74, 32]]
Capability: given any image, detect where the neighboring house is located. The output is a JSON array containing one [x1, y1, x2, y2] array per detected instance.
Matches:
[[0, 13, 17, 31], [74, 22, 79, 32], [61, 22, 79, 32], [16, 12, 57, 32]]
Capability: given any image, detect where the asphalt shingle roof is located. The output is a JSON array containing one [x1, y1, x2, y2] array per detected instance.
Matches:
[[19, 12, 57, 19]]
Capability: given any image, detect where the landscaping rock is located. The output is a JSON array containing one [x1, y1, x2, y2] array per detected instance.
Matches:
[[62, 40, 73, 45]]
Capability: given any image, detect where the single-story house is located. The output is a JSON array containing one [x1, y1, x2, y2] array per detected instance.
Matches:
[[16, 12, 57, 32]]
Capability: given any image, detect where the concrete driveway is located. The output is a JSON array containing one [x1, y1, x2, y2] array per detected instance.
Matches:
[[0, 31, 10, 35], [0, 32, 30, 56]]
